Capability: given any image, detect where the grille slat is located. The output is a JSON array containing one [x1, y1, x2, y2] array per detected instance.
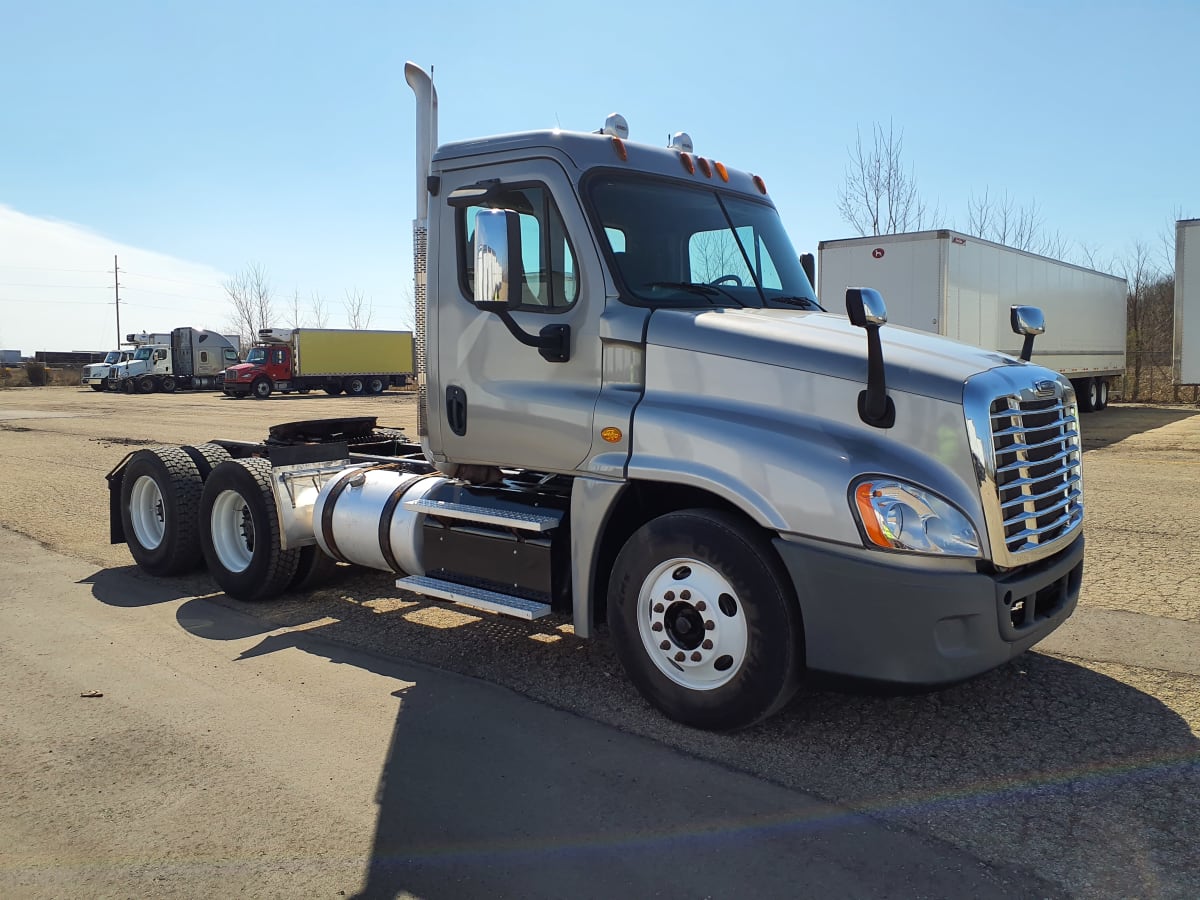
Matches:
[[987, 389, 1083, 556]]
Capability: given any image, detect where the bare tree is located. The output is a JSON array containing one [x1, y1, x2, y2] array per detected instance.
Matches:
[[310, 291, 330, 328], [1123, 241, 1175, 398], [965, 189, 1058, 253], [286, 290, 305, 330], [223, 263, 274, 347], [837, 121, 934, 236], [343, 288, 373, 329], [688, 231, 747, 284]]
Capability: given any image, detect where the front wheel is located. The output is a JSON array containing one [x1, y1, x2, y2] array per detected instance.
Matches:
[[607, 509, 804, 731], [119, 447, 204, 575], [251, 378, 272, 400], [199, 459, 300, 601], [90, 383, 105, 392]]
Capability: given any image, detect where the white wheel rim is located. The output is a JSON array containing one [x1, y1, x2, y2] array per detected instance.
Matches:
[[129, 475, 166, 550], [1098, 382, 1108, 404], [1089, 382, 1099, 406], [636, 557, 748, 691], [210, 489, 254, 573]]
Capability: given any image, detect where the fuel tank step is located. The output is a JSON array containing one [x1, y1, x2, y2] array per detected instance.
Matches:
[[397, 575, 552, 620], [401, 498, 560, 532]]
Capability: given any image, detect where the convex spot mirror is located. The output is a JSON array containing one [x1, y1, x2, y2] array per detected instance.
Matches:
[[472, 208, 522, 312], [846, 287, 888, 327]]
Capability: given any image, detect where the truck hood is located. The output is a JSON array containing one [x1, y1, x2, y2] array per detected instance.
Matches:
[[224, 362, 259, 376], [646, 307, 1027, 403]]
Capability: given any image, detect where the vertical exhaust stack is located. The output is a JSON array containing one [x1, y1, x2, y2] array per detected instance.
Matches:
[[405, 62, 438, 443]]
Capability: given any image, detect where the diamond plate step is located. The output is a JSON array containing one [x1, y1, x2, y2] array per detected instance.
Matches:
[[397, 575, 551, 620], [402, 498, 560, 532]]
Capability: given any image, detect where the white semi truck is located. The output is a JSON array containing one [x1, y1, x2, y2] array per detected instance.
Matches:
[[82, 349, 135, 391], [108, 327, 240, 393], [105, 64, 1085, 730], [1174, 218, 1200, 385], [818, 231, 1128, 412]]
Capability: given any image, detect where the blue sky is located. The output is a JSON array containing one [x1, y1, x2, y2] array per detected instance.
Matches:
[[1, 0, 1196, 352]]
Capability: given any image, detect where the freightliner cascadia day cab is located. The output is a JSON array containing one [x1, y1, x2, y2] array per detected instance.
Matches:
[[106, 63, 1084, 730], [223, 327, 415, 399], [818, 231, 1128, 413]]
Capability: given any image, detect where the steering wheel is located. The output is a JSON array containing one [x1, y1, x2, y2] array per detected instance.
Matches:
[[709, 274, 743, 286]]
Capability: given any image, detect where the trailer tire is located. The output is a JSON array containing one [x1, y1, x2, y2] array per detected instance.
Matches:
[[200, 458, 300, 602], [181, 443, 232, 481], [161, 376, 177, 393], [1076, 378, 1097, 413], [251, 377, 272, 400], [1096, 379, 1109, 410], [343, 377, 366, 396], [607, 508, 804, 731], [366, 376, 386, 395], [120, 447, 204, 576], [323, 385, 343, 396]]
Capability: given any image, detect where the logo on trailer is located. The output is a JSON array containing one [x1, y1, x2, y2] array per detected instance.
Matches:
[[871, 248, 885, 259]]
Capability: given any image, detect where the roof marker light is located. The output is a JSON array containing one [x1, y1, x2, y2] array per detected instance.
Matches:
[[697, 157, 712, 178], [669, 132, 694, 153], [680, 152, 696, 175], [611, 137, 628, 161], [752, 174, 768, 195], [601, 113, 629, 139], [714, 161, 729, 183]]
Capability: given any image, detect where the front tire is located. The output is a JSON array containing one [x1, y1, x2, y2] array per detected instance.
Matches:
[[251, 377, 272, 400], [90, 383, 104, 392], [119, 447, 204, 575], [199, 459, 300, 601], [607, 509, 804, 731]]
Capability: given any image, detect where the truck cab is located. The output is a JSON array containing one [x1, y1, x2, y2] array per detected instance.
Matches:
[[223, 342, 293, 398], [82, 349, 134, 391]]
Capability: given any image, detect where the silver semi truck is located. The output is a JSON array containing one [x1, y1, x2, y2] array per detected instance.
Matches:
[[106, 64, 1084, 730]]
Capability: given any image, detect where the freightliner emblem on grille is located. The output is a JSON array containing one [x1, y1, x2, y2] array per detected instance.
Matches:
[[1034, 380, 1057, 398]]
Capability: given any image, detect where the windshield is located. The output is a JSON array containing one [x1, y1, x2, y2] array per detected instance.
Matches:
[[587, 174, 820, 310], [246, 347, 266, 364], [103, 351, 121, 364], [133, 347, 153, 361]]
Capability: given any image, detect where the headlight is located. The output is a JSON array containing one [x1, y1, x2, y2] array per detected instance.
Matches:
[[851, 478, 981, 557]]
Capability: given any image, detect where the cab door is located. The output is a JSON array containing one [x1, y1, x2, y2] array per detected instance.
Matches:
[[432, 156, 604, 473]]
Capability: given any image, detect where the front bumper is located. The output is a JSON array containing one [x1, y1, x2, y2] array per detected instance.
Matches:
[[773, 533, 1084, 685], [223, 382, 252, 396]]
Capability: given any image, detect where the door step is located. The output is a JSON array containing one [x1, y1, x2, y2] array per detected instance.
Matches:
[[402, 498, 560, 532], [397, 575, 551, 620]]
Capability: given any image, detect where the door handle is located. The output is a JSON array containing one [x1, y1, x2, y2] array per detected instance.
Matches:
[[446, 386, 467, 436]]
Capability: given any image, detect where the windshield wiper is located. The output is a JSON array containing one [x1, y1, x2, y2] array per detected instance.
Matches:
[[769, 295, 824, 311], [646, 282, 746, 307]]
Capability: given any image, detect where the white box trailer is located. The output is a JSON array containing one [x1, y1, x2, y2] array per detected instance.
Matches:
[[818, 230, 1128, 412], [1174, 219, 1200, 385]]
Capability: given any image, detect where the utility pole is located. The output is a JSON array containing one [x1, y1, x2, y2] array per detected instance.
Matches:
[[112, 255, 122, 347]]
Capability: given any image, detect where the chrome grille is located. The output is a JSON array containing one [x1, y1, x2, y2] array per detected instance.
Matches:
[[964, 371, 1083, 567]]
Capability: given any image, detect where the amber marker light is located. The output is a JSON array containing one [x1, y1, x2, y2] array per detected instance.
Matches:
[[601, 426, 623, 443], [752, 174, 768, 195], [611, 137, 628, 161], [714, 161, 729, 183], [854, 482, 894, 549], [697, 157, 712, 178], [680, 152, 696, 175]]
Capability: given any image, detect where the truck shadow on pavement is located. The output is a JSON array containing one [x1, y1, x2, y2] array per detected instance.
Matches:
[[82, 563, 1200, 898], [1081, 404, 1199, 451]]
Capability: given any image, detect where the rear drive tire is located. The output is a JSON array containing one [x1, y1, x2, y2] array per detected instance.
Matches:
[[251, 378, 272, 400], [161, 376, 177, 393], [366, 376, 386, 395], [343, 377, 366, 396], [199, 459, 300, 601], [323, 385, 343, 396], [119, 447, 204, 576], [1096, 379, 1109, 410], [607, 508, 805, 731], [138, 375, 157, 394], [181, 443, 232, 481], [289, 545, 340, 592]]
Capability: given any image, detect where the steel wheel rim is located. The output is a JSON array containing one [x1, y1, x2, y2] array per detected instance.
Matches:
[[129, 475, 166, 550], [210, 489, 254, 573], [637, 557, 748, 690]]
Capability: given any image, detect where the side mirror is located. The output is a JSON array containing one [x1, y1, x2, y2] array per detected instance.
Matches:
[[846, 287, 888, 327], [1010, 305, 1044, 362], [473, 209, 522, 312]]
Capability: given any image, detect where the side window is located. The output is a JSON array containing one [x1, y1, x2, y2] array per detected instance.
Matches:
[[272, 349, 286, 365], [458, 184, 579, 311], [200, 351, 209, 363]]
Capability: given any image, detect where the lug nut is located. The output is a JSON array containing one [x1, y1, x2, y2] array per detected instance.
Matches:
[[674, 652, 686, 662], [702, 639, 713, 650], [695, 601, 706, 612], [651, 622, 663, 632], [664, 591, 675, 602], [690, 652, 702, 661], [660, 641, 670, 650], [653, 603, 664, 613], [680, 590, 691, 600], [705, 620, 715, 630]]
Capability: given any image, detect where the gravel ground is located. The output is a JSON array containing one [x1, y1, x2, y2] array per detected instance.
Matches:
[[2, 386, 1199, 898]]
